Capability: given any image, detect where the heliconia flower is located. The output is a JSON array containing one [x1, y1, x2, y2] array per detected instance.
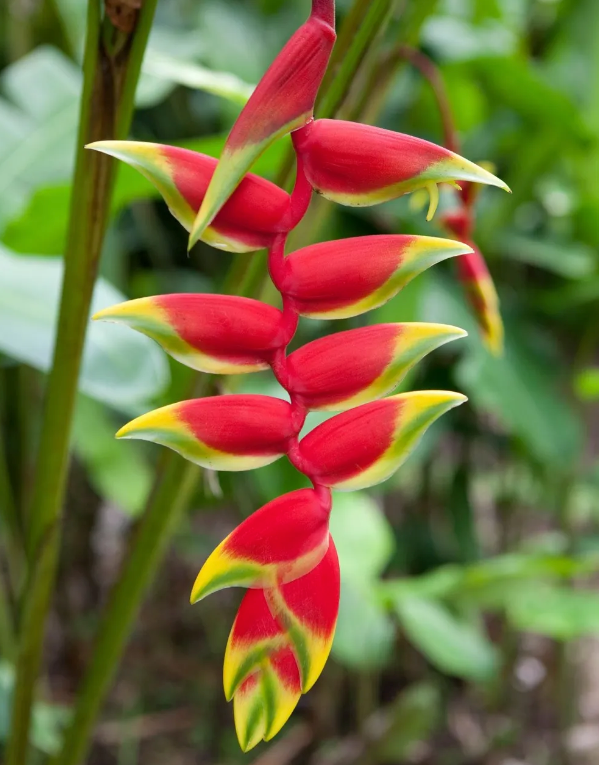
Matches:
[[86, 141, 290, 253], [190, 488, 331, 602], [116, 395, 294, 471], [277, 235, 472, 319], [224, 540, 339, 750], [456, 246, 504, 356], [296, 391, 466, 490], [93, 294, 284, 374], [292, 119, 510, 219], [286, 323, 467, 411], [188, 4, 336, 248]]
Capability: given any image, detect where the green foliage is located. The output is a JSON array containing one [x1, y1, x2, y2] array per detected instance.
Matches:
[[394, 596, 498, 681], [0, 245, 169, 409]]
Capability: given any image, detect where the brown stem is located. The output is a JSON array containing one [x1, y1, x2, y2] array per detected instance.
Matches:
[[398, 44, 460, 153]]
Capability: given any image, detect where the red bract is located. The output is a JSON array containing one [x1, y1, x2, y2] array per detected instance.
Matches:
[[442, 197, 504, 354], [277, 234, 472, 318], [189, 2, 336, 248], [286, 323, 466, 410], [94, 294, 284, 374], [293, 119, 509, 218], [87, 141, 290, 252], [296, 391, 466, 489], [99, 5, 511, 748], [455, 244, 503, 355], [117, 395, 294, 471], [224, 539, 339, 750], [191, 489, 331, 602]]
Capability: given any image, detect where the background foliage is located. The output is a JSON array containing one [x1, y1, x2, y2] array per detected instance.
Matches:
[[2, 0, 599, 763]]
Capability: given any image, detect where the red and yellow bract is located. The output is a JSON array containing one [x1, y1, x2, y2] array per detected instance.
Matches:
[[87, 141, 290, 252], [91, 0, 510, 749]]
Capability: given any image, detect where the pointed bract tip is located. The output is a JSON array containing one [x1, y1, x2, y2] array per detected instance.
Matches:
[[436, 153, 510, 193], [115, 405, 180, 441], [398, 389, 468, 413], [92, 300, 148, 323], [408, 236, 474, 262], [419, 323, 468, 340], [85, 140, 127, 157]]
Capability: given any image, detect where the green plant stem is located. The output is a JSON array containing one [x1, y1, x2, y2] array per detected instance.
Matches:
[[317, 0, 376, 99], [0, 567, 16, 661], [0, 421, 23, 593], [52, 448, 202, 765], [350, 0, 440, 123], [317, 0, 397, 119], [6, 2, 157, 764]]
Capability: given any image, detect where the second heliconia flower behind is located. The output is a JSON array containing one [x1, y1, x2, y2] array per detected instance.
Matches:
[[91, 0, 510, 750]]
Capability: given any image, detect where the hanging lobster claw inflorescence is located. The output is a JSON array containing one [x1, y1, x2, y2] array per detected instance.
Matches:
[[91, 0, 510, 749]]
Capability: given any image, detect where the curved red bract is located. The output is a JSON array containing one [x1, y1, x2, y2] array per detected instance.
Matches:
[[179, 396, 294, 456], [158, 294, 283, 366]]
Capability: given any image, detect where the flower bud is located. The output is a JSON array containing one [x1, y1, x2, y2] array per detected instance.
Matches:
[[93, 294, 283, 374], [233, 647, 300, 752], [117, 395, 294, 471], [87, 141, 290, 252]]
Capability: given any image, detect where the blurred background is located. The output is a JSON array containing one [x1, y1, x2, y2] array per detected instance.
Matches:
[[2, 0, 599, 763]]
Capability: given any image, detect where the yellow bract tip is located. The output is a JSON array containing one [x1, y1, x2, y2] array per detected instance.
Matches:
[[91, 297, 159, 324], [115, 405, 181, 440]]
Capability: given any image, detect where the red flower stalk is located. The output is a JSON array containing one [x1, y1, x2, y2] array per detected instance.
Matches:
[[401, 46, 505, 354], [92, 5, 510, 749]]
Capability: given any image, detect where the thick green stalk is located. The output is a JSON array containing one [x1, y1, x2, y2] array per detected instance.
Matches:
[[6, 2, 157, 763], [51, 449, 202, 765], [0, 569, 15, 661], [0, 424, 23, 592]]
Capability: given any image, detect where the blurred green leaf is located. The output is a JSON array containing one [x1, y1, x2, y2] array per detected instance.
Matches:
[[332, 580, 396, 669], [379, 566, 464, 604], [0, 662, 69, 753], [374, 683, 441, 763], [473, 56, 590, 141], [141, 51, 254, 105], [423, 17, 516, 61], [394, 596, 499, 681], [574, 367, 599, 400], [507, 585, 599, 640], [73, 398, 152, 516], [457, 346, 583, 467], [0, 245, 169, 409], [423, 274, 584, 467], [0, 46, 80, 227], [329, 492, 395, 584], [499, 232, 596, 279]]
